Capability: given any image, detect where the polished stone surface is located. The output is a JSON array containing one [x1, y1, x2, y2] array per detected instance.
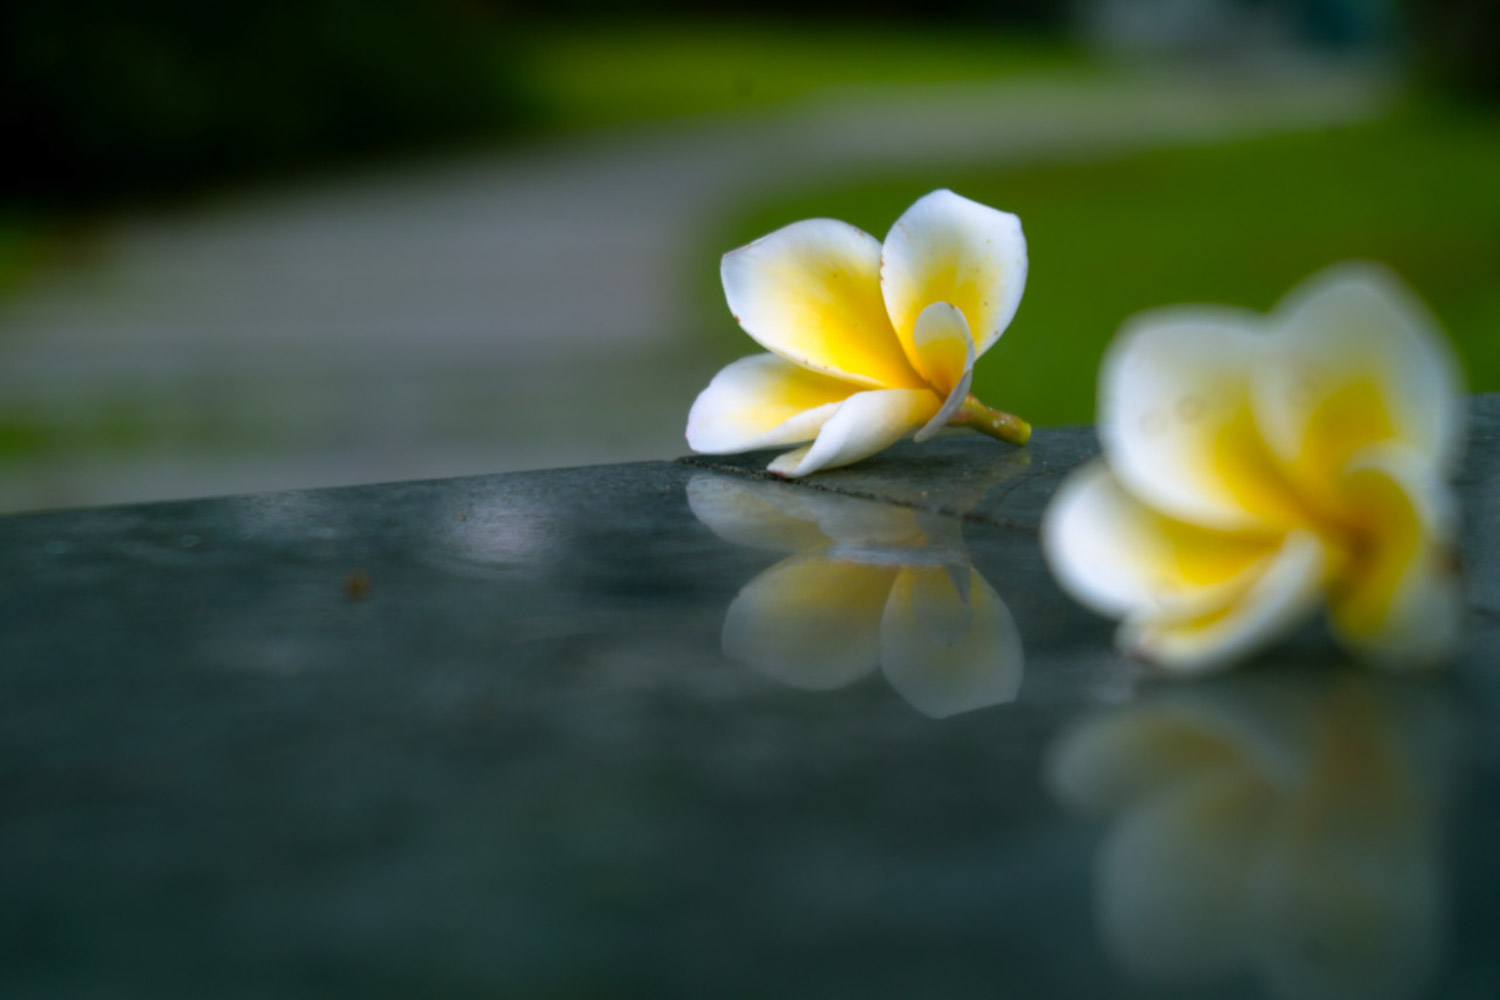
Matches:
[[3, 398, 1499, 997]]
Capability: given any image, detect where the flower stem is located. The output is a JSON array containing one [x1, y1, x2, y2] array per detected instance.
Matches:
[[953, 395, 1031, 446]]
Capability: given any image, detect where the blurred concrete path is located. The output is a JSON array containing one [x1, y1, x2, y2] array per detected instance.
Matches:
[[0, 71, 1390, 512]]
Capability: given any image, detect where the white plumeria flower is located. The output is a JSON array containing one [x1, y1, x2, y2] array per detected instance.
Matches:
[[1043, 263, 1466, 674], [686, 189, 1030, 477], [1047, 670, 1451, 1000], [687, 475, 1023, 719]]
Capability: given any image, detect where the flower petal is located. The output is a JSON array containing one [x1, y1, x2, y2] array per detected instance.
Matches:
[[879, 566, 1023, 718], [1255, 263, 1467, 503], [686, 354, 858, 454], [721, 553, 894, 691], [768, 388, 940, 478], [1122, 531, 1329, 675], [909, 300, 973, 392], [1100, 307, 1309, 532], [722, 219, 923, 389], [881, 189, 1027, 365], [909, 302, 976, 443], [1042, 461, 1286, 620], [1327, 446, 1463, 669], [914, 370, 973, 445]]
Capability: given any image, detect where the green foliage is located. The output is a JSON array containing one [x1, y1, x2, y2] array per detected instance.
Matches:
[[514, 24, 1088, 130], [0, 219, 51, 298], [710, 105, 1500, 426], [0, 0, 528, 202]]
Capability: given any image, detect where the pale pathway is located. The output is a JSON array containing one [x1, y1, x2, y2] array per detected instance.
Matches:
[[0, 71, 1389, 512]]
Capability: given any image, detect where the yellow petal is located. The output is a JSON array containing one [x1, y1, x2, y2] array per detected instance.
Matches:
[[686, 353, 859, 454], [881, 189, 1027, 366], [1255, 263, 1467, 508], [1122, 531, 1329, 675], [1327, 446, 1463, 669], [909, 302, 976, 443], [722, 219, 923, 389], [721, 552, 895, 691], [879, 565, 1023, 718], [1100, 307, 1310, 532], [1042, 461, 1287, 621], [909, 300, 973, 392], [768, 388, 940, 478]]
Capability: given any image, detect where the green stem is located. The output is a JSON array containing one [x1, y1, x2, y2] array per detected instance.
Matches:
[[953, 395, 1031, 446]]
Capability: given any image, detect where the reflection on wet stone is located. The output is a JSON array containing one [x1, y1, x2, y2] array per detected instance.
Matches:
[[1049, 665, 1455, 1000], [689, 474, 1023, 718], [4, 399, 1500, 995]]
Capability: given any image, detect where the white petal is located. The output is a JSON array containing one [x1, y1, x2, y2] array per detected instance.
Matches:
[[768, 388, 940, 478], [881, 189, 1027, 364], [766, 444, 813, 477], [1327, 445, 1464, 670], [685, 354, 857, 454], [1123, 531, 1329, 675], [909, 302, 976, 443], [914, 370, 972, 445], [1255, 263, 1467, 498], [1041, 461, 1286, 620], [1099, 306, 1308, 532], [722, 219, 923, 389], [721, 553, 894, 691], [879, 566, 1023, 718]]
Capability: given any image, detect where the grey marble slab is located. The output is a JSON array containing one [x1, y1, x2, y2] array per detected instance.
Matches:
[[680, 424, 1090, 532], [2, 399, 1498, 998]]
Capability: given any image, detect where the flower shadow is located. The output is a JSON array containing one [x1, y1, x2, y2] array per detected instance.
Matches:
[[688, 473, 1023, 718]]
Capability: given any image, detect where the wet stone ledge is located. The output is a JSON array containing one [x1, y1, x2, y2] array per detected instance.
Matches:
[[0, 396, 1498, 997]]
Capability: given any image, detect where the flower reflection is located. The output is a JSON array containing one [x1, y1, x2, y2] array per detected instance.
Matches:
[[688, 474, 1022, 718], [1048, 667, 1455, 1000]]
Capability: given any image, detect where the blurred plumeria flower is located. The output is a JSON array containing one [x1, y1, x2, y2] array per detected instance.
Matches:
[[688, 474, 1023, 718], [1043, 264, 1466, 674], [1047, 668, 1453, 1000], [686, 189, 1030, 477]]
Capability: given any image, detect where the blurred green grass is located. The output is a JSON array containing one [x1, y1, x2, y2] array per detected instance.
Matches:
[[0, 221, 47, 298], [0, 25, 1085, 301], [706, 103, 1500, 426], [513, 24, 1089, 129]]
